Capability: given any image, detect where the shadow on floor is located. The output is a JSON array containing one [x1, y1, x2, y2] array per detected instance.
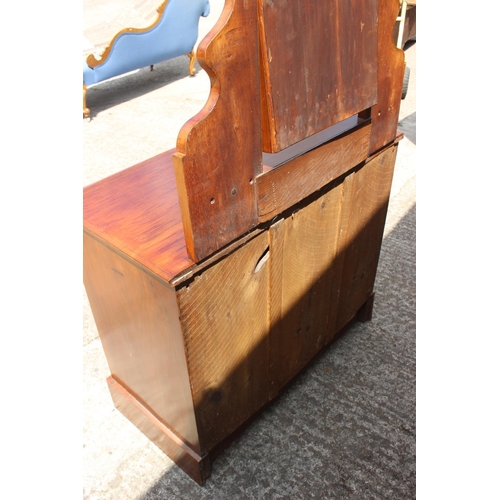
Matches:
[[140, 202, 416, 499], [84, 56, 200, 119]]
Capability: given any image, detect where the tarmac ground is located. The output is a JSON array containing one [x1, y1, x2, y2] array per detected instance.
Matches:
[[83, 1, 416, 498]]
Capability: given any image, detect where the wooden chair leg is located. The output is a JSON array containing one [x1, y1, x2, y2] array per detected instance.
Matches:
[[187, 51, 197, 76], [83, 84, 90, 119]]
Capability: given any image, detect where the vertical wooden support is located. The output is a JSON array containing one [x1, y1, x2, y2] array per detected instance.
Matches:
[[368, 0, 405, 154], [173, 0, 263, 262], [268, 218, 285, 399]]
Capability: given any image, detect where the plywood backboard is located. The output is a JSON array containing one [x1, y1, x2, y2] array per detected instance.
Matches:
[[259, 0, 379, 152]]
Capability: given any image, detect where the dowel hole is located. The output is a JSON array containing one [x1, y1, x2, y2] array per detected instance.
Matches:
[[210, 198, 215, 204]]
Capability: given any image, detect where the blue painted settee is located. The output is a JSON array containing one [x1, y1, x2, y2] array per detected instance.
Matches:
[[83, 0, 210, 118]]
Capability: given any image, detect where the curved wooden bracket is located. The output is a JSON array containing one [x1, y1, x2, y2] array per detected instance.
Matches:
[[173, 0, 262, 262], [86, 0, 169, 69]]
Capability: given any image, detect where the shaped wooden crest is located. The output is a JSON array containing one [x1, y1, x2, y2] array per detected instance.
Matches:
[[174, 0, 405, 263], [173, 0, 262, 262]]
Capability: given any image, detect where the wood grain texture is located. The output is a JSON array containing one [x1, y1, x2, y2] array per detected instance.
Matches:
[[107, 376, 211, 486], [83, 150, 193, 284], [369, 0, 405, 153], [335, 144, 398, 330], [256, 121, 371, 222], [327, 171, 355, 340], [270, 183, 344, 389], [258, 0, 378, 152], [83, 233, 200, 453], [268, 218, 285, 399], [173, 0, 262, 263], [177, 232, 271, 454], [83, 149, 268, 288]]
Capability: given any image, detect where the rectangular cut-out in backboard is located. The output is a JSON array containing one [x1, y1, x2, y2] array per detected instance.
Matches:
[[262, 114, 358, 168], [259, 0, 379, 153]]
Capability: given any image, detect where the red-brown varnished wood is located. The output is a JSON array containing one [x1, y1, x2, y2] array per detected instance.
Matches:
[[83, 149, 269, 287], [83, 233, 200, 452], [173, 0, 262, 263], [256, 120, 371, 222], [369, 0, 405, 154], [84, 150, 193, 284], [258, 0, 378, 152], [107, 377, 211, 486]]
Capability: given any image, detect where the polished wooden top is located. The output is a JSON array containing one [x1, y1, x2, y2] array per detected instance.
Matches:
[[84, 149, 195, 284]]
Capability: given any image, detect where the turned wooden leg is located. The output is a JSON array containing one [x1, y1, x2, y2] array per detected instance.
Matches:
[[187, 51, 197, 76], [83, 84, 90, 119]]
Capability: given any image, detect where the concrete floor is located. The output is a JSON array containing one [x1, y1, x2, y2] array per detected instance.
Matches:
[[83, 1, 416, 498]]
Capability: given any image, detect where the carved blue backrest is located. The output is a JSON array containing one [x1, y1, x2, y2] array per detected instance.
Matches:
[[83, 0, 210, 86]]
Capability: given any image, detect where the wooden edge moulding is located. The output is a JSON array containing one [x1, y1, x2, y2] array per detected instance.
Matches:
[[83, 0, 406, 485]]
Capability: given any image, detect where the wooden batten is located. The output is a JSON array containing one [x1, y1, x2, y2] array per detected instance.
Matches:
[[256, 120, 372, 222]]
